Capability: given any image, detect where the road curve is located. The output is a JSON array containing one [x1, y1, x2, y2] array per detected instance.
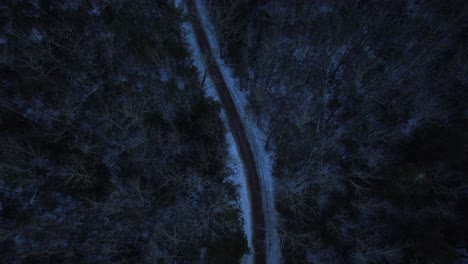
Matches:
[[185, 1, 266, 263]]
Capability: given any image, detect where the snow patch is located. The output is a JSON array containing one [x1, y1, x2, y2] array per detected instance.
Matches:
[[88, 4, 101, 16], [30, 28, 43, 42], [180, 20, 219, 100], [225, 124, 255, 264]]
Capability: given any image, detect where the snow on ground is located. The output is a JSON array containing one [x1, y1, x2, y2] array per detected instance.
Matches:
[[176, 1, 254, 263], [225, 128, 255, 264], [192, 1, 282, 263], [176, 2, 218, 100]]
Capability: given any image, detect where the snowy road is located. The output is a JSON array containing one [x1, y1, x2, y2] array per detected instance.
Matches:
[[180, 1, 282, 263], [185, 1, 266, 262]]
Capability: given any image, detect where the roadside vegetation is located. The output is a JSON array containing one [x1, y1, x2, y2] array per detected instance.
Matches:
[[0, 0, 247, 263], [207, 0, 468, 263]]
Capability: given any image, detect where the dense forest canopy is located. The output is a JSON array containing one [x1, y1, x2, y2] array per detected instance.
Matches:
[[207, 0, 467, 263], [0, 0, 246, 263], [1, 0, 467, 263]]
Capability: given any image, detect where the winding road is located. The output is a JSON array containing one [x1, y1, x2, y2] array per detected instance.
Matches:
[[185, 1, 266, 263]]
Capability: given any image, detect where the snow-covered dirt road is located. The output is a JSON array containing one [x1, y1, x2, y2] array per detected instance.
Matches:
[[180, 0, 282, 263]]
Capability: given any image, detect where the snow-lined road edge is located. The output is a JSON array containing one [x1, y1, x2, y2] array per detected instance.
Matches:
[[185, 0, 267, 261], [189, 1, 282, 263], [175, 1, 254, 263]]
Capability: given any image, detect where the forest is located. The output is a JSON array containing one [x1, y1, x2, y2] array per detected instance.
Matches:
[[207, 0, 468, 263], [1, 0, 467, 263], [0, 0, 246, 263]]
